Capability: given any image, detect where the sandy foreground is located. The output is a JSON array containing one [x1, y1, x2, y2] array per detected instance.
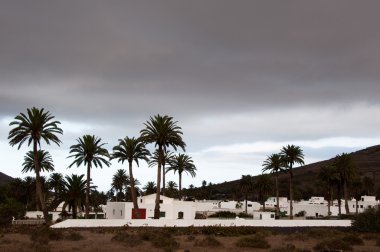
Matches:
[[0, 226, 379, 252]]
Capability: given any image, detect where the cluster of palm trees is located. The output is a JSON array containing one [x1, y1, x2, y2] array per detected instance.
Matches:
[[318, 153, 359, 216], [8, 107, 197, 221], [262, 144, 305, 219]]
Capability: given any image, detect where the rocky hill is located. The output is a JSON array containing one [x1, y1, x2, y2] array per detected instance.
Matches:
[[0, 171, 13, 187], [188, 145, 380, 200]]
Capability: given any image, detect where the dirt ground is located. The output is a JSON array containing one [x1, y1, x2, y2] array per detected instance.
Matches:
[[0, 227, 378, 252]]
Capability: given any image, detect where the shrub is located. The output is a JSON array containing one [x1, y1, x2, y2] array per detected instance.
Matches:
[[235, 235, 270, 249], [352, 205, 380, 232], [65, 231, 84, 241], [0, 199, 26, 226], [341, 234, 364, 245], [376, 237, 380, 247], [270, 243, 311, 252], [200, 226, 258, 236], [295, 211, 306, 217], [138, 230, 179, 251], [111, 231, 141, 247], [238, 212, 253, 218], [208, 211, 236, 218], [313, 238, 352, 251], [194, 235, 221, 247], [30, 226, 63, 243]]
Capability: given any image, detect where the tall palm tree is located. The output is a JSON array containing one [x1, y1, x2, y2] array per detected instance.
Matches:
[[62, 174, 86, 219], [111, 169, 128, 201], [22, 150, 55, 210], [48, 173, 65, 210], [334, 153, 357, 214], [166, 181, 178, 198], [318, 164, 339, 216], [68, 135, 110, 218], [143, 181, 157, 195], [256, 174, 274, 211], [140, 114, 186, 219], [111, 137, 150, 213], [149, 150, 175, 196], [280, 144, 305, 219], [262, 153, 286, 216], [239, 175, 254, 213], [8, 107, 63, 222], [167, 154, 196, 199]]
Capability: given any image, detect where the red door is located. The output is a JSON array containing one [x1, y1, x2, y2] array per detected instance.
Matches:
[[132, 208, 146, 219]]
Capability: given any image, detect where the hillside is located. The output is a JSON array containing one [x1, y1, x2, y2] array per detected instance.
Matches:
[[0, 171, 13, 187], [187, 145, 380, 200]]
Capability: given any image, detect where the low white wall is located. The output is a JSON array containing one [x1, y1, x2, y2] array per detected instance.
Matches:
[[51, 219, 351, 228]]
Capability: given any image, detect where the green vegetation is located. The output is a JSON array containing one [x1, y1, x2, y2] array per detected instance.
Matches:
[[313, 238, 353, 251], [235, 234, 270, 249], [352, 205, 380, 232]]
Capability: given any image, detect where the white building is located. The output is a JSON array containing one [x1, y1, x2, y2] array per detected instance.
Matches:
[[106, 194, 196, 220]]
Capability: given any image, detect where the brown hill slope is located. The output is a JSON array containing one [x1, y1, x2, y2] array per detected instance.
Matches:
[[0, 171, 13, 186], [189, 145, 380, 200]]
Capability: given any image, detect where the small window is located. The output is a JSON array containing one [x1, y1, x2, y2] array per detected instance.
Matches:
[[353, 205, 355, 208], [360, 205, 363, 208], [159, 211, 166, 218], [159, 200, 163, 204], [140, 199, 143, 203], [113, 209, 115, 215], [248, 204, 252, 207], [361, 197, 364, 201], [120, 210, 123, 216], [270, 214, 275, 218], [178, 211, 184, 219]]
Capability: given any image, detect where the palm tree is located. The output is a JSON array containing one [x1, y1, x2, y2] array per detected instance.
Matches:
[[140, 114, 186, 219], [48, 173, 65, 211], [111, 137, 150, 210], [166, 153, 196, 199], [334, 153, 357, 214], [280, 144, 305, 219], [22, 150, 55, 210], [318, 164, 339, 216], [262, 153, 286, 216], [256, 174, 274, 211], [149, 150, 175, 196], [111, 169, 128, 201], [8, 107, 63, 222], [62, 174, 86, 219], [143, 181, 157, 195], [166, 181, 178, 198], [68, 135, 110, 218], [239, 175, 254, 213], [124, 177, 141, 201]]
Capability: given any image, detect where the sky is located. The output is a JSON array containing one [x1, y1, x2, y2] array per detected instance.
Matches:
[[1, 0, 380, 192]]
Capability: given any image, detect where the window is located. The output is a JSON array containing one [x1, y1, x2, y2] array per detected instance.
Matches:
[[178, 211, 184, 219], [360, 205, 363, 208], [120, 210, 123, 216], [248, 204, 252, 207], [159, 200, 163, 204], [159, 211, 166, 218], [353, 205, 355, 208], [140, 199, 143, 203], [270, 214, 275, 218], [361, 197, 364, 201], [113, 209, 115, 215]]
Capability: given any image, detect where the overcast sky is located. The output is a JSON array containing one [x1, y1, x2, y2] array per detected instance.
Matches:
[[1, 0, 380, 192]]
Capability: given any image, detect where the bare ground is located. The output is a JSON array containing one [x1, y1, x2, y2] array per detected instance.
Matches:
[[0, 226, 378, 252]]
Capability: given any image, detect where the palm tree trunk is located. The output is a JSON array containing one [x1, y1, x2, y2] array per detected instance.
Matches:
[[356, 198, 359, 215], [245, 194, 248, 213], [178, 172, 182, 200], [162, 163, 166, 196], [129, 160, 140, 218], [328, 185, 332, 216], [33, 140, 50, 223], [154, 146, 163, 219], [337, 183, 342, 215], [344, 180, 349, 214], [85, 163, 91, 219], [289, 165, 294, 219], [275, 173, 279, 216]]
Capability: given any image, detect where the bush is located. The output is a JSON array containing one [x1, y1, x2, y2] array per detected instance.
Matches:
[[376, 237, 380, 247], [111, 231, 141, 247], [138, 230, 179, 251], [208, 211, 236, 218], [200, 226, 258, 236], [313, 238, 352, 251], [30, 226, 63, 243], [194, 235, 221, 247], [238, 212, 253, 218], [352, 205, 380, 232], [270, 243, 311, 252], [295, 211, 306, 217], [65, 231, 84, 241], [341, 234, 364, 245], [0, 199, 26, 226], [235, 235, 270, 249]]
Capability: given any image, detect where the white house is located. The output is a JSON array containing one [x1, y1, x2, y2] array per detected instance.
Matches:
[[106, 194, 196, 220]]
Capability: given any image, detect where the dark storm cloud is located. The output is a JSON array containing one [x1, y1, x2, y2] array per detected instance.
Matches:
[[1, 0, 380, 120]]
